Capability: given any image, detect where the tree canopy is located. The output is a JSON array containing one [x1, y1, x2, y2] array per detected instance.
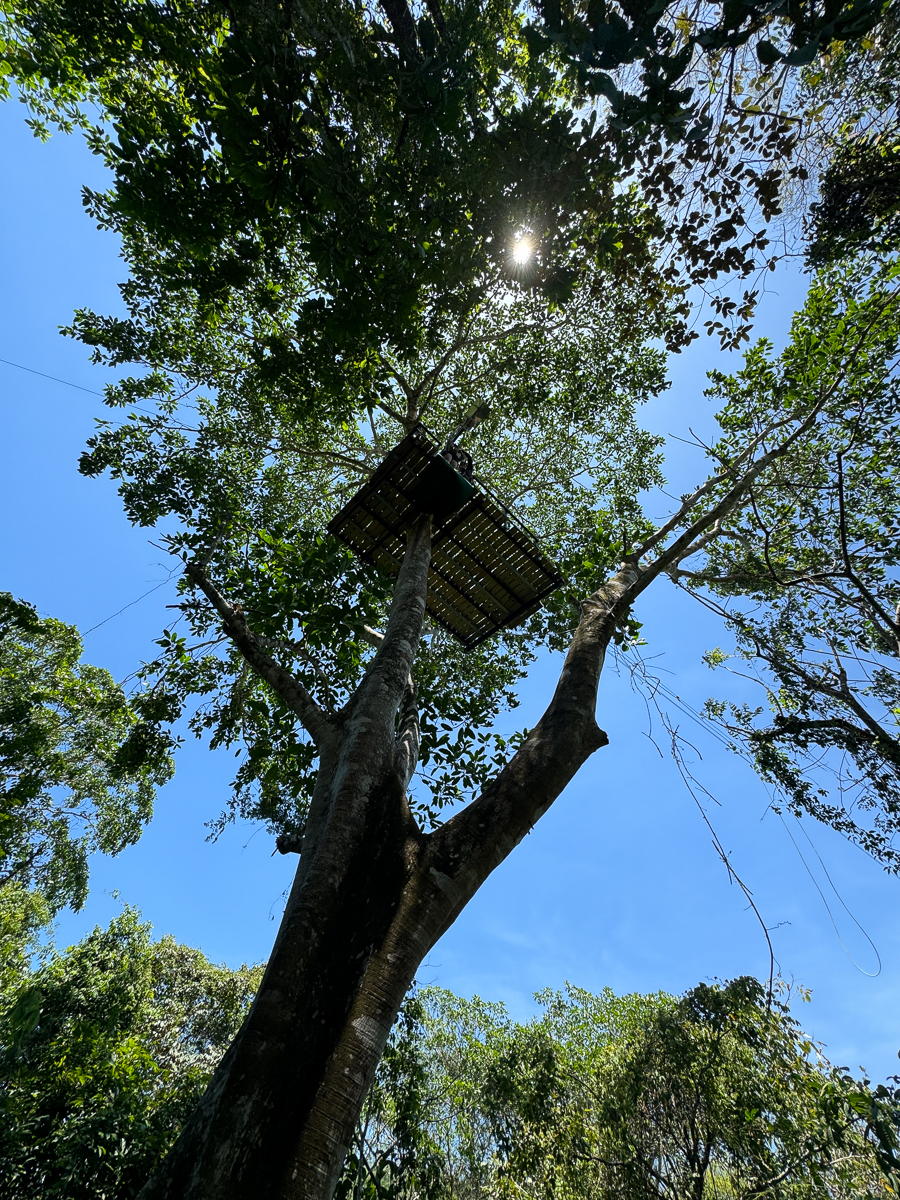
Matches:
[[48, 198, 898, 1200], [343, 978, 900, 1199], [58, 247, 900, 873], [804, 4, 900, 265], [1, 0, 886, 376]]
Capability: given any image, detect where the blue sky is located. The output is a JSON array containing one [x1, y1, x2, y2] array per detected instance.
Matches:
[[2, 95, 898, 1083]]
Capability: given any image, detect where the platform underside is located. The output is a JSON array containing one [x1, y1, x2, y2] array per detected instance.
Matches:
[[326, 426, 563, 648]]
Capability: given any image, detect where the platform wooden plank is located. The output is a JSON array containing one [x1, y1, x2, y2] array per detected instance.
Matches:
[[326, 425, 563, 647]]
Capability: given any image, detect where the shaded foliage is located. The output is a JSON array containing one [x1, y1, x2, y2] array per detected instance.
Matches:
[[804, 1, 900, 265], [0, 0, 888, 383], [810, 134, 900, 265]]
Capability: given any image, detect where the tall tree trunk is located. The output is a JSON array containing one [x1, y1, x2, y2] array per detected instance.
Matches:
[[137, 765, 429, 1200], [138, 521, 640, 1200]]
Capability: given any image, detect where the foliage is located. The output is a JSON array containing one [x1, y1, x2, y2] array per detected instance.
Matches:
[[0, 0, 660, 365], [0, 593, 174, 911], [0, 882, 48, 1000], [1, 3, 900, 1193], [0, 906, 262, 1200], [342, 979, 900, 1199], [52, 238, 900, 876], [810, 134, 900, 265], [804, 2, 900, 265]]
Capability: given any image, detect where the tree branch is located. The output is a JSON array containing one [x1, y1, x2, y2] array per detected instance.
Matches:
[[632, 390, 837, 599], [374, 354, 420, 420], [426, 564, 640, 913], [724, 611, 898, 748], [423, 0, 445, 36], [668, 565, 840, 588], [349, 514, 432, 717], [836, 451, 900, 655], [637, 285, 900, 575], [749, 714, 900, 767], [184, 560, 334, 746], [376, 397, 415, 429], [379, 0, 418, 56], [633, 413, 798, 563]]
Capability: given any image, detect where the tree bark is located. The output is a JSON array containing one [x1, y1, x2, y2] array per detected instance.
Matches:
[[138, 531, 638, 1200]]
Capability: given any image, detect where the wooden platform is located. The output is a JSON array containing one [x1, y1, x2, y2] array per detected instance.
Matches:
[[326, 425, 563, 647]]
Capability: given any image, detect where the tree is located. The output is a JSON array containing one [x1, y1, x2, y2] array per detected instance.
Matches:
[[0, 1, 897, 1196], [0, 593, 174, 913], [0, 907, 262, 1200], [343, 979, 900, 1199], [31, 250, 893, 1200], [117, 267, 672, 1200]]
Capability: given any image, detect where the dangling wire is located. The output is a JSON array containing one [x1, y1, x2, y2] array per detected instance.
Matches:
[[778, 813, 882, 977]]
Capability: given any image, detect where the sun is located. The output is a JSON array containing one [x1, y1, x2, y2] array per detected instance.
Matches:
[[512, 236, 534, 266]]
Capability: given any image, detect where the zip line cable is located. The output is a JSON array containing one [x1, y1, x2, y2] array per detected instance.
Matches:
[[82, 574, 177, 636], [1, 354, 182, 632], [778, 811, 882, 977], [0, 354, 103, 396], [1, 352, 204, 418], [654, 666, 883, 976]]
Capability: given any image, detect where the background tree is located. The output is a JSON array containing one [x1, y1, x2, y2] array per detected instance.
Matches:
[[0, 907, 262, 1200], [0, 592, 174, 913], [344, 978, 900, 1200], [694, 0, 900, 270], [803, 2, 900, 266], [676, 256, 900, 869]]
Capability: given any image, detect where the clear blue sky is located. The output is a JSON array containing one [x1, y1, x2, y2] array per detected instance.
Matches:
[[2, 96, 898, 1083]]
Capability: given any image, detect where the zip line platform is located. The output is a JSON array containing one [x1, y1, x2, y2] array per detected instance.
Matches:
[[326, 424, 563, 648]]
